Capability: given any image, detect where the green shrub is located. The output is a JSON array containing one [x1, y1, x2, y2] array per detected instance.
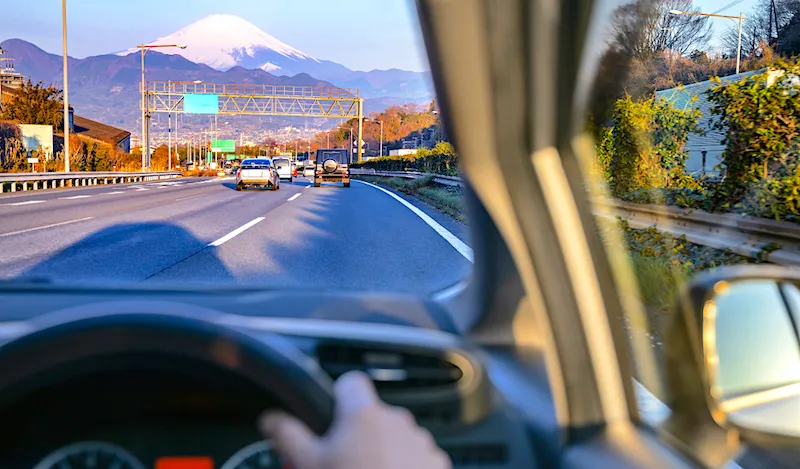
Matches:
[[352, 142, 458, 175], [608, 95, 702, 196], [707, 60, 800, 208]]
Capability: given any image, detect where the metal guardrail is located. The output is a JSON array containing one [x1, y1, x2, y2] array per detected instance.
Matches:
[[350, 168, 461, 187], [0, 171, 182, 193], [351, 168, 800, 266]]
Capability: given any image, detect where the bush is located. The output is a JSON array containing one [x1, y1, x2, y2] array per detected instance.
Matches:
[[707, 60, 800, 207], [608, 95, 702, 196], [351, 142, 458, 176]]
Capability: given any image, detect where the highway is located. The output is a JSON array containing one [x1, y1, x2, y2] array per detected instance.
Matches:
[[0, 176, 471, 293]]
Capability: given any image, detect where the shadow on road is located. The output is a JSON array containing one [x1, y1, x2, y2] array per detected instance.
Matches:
[[21, 222, 235, 285]]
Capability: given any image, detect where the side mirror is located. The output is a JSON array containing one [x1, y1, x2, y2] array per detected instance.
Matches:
[[680, 266, 800, 445]]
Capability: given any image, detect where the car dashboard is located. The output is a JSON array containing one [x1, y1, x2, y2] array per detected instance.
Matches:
[[0, 284, 537, 469]]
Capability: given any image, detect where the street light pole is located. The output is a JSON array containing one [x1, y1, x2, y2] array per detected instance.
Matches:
[[137, 44, 187, 171], [736, 12, 744, 75], [62, 0, 70, 172], [140, 48, 146, 171], [168, 79, 172, 172], [365, 118, 384, 157], [669, 9, 746, 74]]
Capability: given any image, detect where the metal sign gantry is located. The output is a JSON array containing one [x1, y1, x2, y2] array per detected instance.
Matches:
[[140, 82, 365, 167]]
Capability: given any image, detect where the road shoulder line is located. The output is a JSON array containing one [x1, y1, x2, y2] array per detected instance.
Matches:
[[354, 179, 474, 263]]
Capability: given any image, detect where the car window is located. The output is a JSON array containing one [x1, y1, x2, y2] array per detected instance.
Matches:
[[578, 0, 800, 464]]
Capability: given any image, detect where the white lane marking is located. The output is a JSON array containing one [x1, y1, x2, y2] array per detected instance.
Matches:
[[354, 180, 474, 263], [287, 193, 301, 202], [207, 217, 265, 247], [2, 200, 46, 206], [58, 195, 92, 200], [306, 184, 312, 188], [102, 191, 125, 195], [0, 216, 95, 238]]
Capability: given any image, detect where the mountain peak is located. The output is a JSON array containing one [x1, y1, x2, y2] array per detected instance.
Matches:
[[120, 14, 317, 71]]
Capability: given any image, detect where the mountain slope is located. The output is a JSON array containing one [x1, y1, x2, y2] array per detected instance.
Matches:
[[0, 38, 336, 133]]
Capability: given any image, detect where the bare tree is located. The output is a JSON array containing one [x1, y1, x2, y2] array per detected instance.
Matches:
[[610, 0, 713, 61], [722, 0, 798, 57]]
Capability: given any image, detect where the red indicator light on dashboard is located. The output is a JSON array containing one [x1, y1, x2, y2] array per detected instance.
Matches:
[[155, 456, 214, 469]]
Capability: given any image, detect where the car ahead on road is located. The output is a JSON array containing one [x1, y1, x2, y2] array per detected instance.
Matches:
[[273, 157, 293, 182], [303, 164, 316, 178], [235, 158, 280, 191], [314, 149, 349, 188]]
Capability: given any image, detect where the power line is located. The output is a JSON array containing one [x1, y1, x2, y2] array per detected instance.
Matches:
[[713, 0, 745, 15]]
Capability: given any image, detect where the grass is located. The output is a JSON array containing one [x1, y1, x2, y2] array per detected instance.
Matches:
[[355, 175, 466, 222]]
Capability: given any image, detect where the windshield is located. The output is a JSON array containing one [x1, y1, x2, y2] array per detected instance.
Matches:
[[240, 159, 272, 169], [317, 150, 349, 164], [0, 0, 466, 297]]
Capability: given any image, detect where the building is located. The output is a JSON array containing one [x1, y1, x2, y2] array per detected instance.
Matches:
[[656, 70, 763, 176], [0, 57, 24, 90], [72, 115, 131, 153], [389, 149, 417, 157]]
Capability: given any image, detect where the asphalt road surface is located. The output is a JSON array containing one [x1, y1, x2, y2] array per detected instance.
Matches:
[[0, 176, 471, 293]]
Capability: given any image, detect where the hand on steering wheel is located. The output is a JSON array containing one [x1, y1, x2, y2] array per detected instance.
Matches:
[[260, 371, 452, 469]]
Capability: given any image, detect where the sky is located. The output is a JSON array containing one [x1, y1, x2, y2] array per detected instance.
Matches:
[[0, 0, 430, 72], [0, 0, 764, 70]]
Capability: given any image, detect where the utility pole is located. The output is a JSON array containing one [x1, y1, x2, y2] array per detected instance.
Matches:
[[62, 0, 70, 172]]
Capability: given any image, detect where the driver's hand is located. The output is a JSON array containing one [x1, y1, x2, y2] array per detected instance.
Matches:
[[260, 370, 452, 469]]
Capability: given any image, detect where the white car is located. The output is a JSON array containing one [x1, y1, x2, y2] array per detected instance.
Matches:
[[303, 164, 316, 177], [273, 157, 293, 182], [236, 158, 280, 191]]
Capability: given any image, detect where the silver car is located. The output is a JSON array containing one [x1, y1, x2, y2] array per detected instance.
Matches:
[[235, 158, 280, 191]]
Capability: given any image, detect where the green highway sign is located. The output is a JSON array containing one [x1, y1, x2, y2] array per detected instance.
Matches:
[[226, 154, 238, 160], [211, 140, 236, 153]]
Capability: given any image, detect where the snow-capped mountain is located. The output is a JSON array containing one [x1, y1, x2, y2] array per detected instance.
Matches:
[[118, 14, 433, 99], [121, 14, 344, 77]]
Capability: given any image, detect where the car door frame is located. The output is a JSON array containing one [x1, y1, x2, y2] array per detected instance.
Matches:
[[417, 0, 737, 467]]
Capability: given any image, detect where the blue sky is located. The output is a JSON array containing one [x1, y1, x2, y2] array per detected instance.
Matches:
[[1, 0, 760, 70], [1, 0, 430, 72]]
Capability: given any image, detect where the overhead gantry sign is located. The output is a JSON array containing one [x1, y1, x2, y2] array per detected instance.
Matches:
[[140, 82, 365, 167]]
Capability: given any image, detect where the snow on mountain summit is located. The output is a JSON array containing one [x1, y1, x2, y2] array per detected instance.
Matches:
[[121, 14, 318, 71]]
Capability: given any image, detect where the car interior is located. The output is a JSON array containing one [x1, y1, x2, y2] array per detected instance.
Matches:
[[0, 0, 798, 468]]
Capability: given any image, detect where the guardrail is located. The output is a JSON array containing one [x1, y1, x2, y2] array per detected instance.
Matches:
[[0, 171, 182, 194], [350, 168, 800, 266]]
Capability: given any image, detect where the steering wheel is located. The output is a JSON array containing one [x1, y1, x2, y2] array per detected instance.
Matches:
[[0, 309, 336, 435]]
